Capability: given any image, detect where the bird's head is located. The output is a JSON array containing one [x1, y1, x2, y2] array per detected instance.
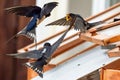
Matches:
[[66, 13, 75, 21], [44, 43, 51, 47]]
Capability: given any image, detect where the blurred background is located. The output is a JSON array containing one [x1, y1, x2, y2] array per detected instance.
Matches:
[[0, 0, 119, 80]]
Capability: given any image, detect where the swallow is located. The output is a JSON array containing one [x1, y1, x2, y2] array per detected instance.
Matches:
[[46, 13, 104, 33], [5, 2, 58, 42], [7, 26, 70, 78]]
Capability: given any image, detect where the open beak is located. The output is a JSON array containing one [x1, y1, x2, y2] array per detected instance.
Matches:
[[66, 14, 72, 21]]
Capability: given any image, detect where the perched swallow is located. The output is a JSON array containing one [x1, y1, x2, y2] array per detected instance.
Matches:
[[46, 13, 104, 33], [7, 26, 70, 78], [5, 2, 58, 42]]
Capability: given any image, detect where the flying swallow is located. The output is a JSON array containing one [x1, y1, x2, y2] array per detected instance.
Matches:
[[5, 2, 58, 42], [7, 26, 70, 78], [46, 13, 104, 33]]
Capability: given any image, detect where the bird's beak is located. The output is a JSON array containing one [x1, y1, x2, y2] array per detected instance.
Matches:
[[37, 16, 46, 25], [66, 14, 72, 21]]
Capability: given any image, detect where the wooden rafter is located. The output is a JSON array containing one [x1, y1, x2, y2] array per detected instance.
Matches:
[[100, 59, 120, 80], [80, 21, 120, 45], [107, 47, 120, 57], [55, 44, 98, 66], [87, 2, 120, 21], [52, 39, 85, 58], [105, 34, 120, 44]]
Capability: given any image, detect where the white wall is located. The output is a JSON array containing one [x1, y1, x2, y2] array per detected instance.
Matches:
[[92, 0, 106, 15], [68, 0, 92, 18], [36, 0, 68, 42]]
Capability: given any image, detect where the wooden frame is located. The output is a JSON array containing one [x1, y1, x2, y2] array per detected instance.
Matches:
[[100, 59, 120, 80], [80, 21, 120, 45], [107, 47, 120, 57]]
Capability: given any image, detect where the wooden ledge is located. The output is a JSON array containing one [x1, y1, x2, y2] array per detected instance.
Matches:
[[107, 47, 120, 57], [105, 34, 120, 44], [43, 64, 56, 72], [27, 68, 38, 80], [102, 58, 120, 69], [100, 69, 120, 80], [80, 21, 120, 45], [80, 32, 110, 45], [81, 33, 120, 46]]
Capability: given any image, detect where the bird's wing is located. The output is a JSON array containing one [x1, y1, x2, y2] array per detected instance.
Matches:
[[5, 6, 41, 17], [48, 27, 69, 57], [6, 50, 42, 59], [46, 17, 71, 26], [73, 16, 86, 31], [40, 2, 58, 17]]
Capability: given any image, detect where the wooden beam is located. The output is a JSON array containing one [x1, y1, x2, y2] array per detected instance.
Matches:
[[100, 58, 120, 80], [107, 47, 120, 57], [52, 38, 85, 58], [87, 2, 120, 21], [100, 69, 120, 80], [103, 58, 120, 70], [105, 34, 120, 44], [27, 68, 38, 80], [27, 60, 38, 80], [80, 21, 120, 45], [43, 64, 56, 72], [103, 11, 120, 22]]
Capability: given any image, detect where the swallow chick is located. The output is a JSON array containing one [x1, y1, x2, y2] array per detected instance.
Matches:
[[46, 13, 104, 33], [5, 2, 58, 42], [7, 26, 70, 78]]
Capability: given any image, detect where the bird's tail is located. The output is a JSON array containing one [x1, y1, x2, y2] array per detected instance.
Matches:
[[24, 62, 43, 78], [6, 53, 24, 59], [18, 27, 37, 49], [5, 27, 36, 45], [17, 27, 36, 41], [87, 21, 104, 29], [5, 34, 17, 44]]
